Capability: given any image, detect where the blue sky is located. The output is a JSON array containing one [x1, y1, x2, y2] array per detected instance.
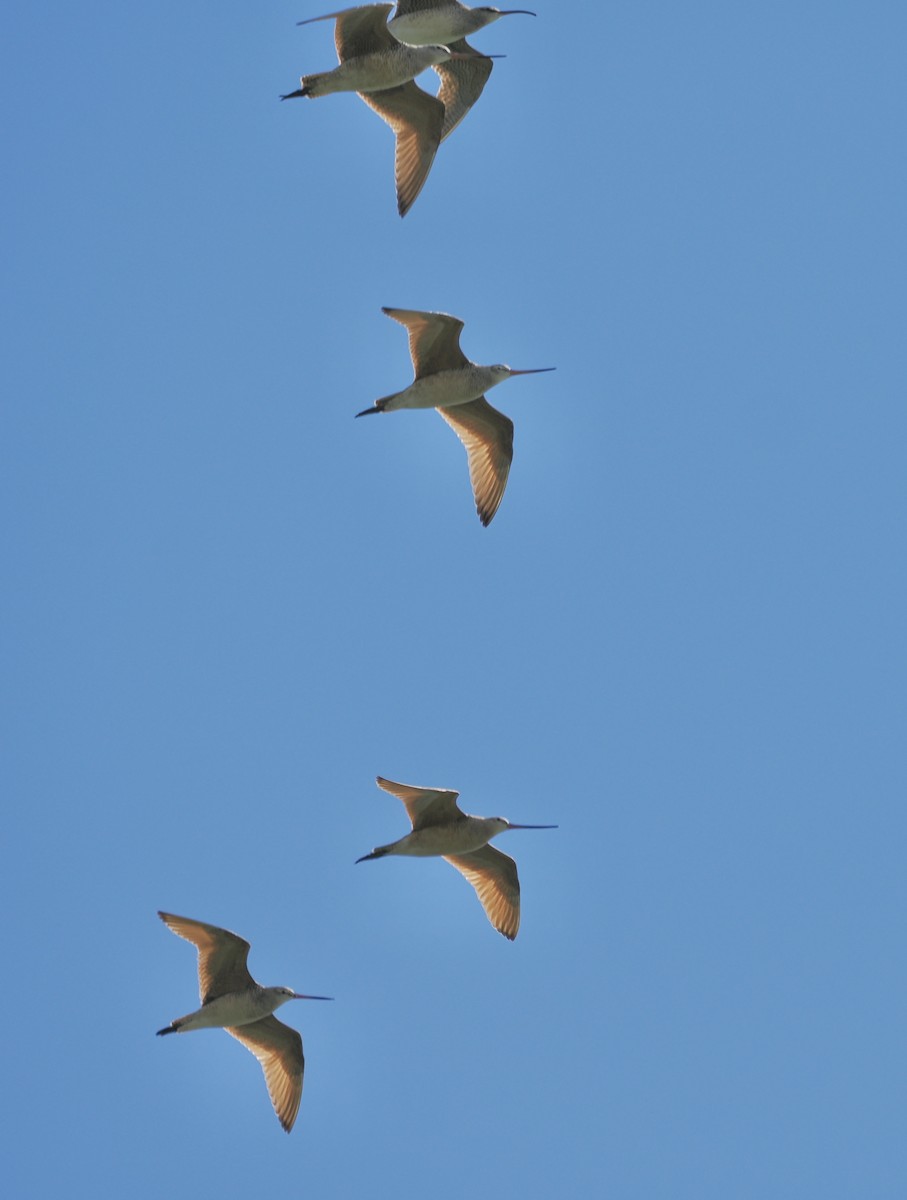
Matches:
[[3, 2, 906, 1196]]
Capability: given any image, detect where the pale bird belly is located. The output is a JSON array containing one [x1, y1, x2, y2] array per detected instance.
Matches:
[[398, 823, 492, 856], [391, 370, 488, 411], [389, 16, 462, 45], [333, 53, 424, 95], [180, 991, 269, 1030]]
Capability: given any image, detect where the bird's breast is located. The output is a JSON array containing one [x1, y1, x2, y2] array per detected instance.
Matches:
[[390, 367, 491, 410], [389, 14, 478, 45], [401, 819, 495, 856]]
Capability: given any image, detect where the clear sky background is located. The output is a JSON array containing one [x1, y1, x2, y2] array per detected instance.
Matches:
[[3, 2, 906, 1196]]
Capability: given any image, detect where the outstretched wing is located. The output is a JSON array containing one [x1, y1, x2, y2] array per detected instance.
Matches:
[[376, 775, 465, 830], [158, 912, 254, 1003], [298, 6, 396, 61], [382, 307, 469, 374], [226, 1015, 304, 1133], [360, 83, 445, 216], [437, 397, 513, 525], [434, 40, 493, 140], [444, 844, 520, 939]]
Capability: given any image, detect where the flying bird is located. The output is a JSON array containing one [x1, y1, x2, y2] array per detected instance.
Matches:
[[387, 3, 533, 136], [282, 4, 495, 214], [156, 912, 332, 1132], [356, 776, 557, 938], [356, 307, 554, 525], [387, 1, 536, 46]]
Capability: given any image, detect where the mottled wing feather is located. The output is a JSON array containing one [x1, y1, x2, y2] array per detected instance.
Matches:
[[433, 41, 493, 140], [436, 397, 513, 525], [298, 6, 396, 60], [226, 1016, 304, 1133], [392, 0, 443, 13], [444, 844, 521, 939], [375, 775, 464, 829], [359, 84, 444, 217], [335, 4, 396, 58], [158, 912, 254, 1004], [382, 307, 469, 374]]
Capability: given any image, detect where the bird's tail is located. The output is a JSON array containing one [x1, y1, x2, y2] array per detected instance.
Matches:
[[355, 395, 393, 418], [355, 845, 390, 863], [280, 79, 313, 101]]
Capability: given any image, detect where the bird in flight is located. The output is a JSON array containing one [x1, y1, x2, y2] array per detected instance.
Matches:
[[356, 307, 554, 525], [156, 912, 332, 1132], [282, 4, 497, 214], [356, 776, 557, 938]]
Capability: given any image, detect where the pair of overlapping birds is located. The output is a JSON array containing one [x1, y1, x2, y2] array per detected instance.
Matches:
[[157, 3, 558, 1136], [282, 0, 556, 527]]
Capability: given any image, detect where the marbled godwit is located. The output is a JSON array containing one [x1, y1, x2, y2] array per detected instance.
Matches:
[[356, 307, 555, 525], [388, 2, 536, 46], [281, 4, 493, 214], [156, 912, 332, 1132], [356, 776, 557, 939]]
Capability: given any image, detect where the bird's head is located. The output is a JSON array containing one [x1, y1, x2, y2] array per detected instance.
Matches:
[[491, 364, 556, 383], [270, 986, 334, 1007], [428, 44, 503, 66], [477, 7, 537, 20], [423, 43, 457, 65], [496, 818, 559, 834], [487, 816, 513, 836]]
